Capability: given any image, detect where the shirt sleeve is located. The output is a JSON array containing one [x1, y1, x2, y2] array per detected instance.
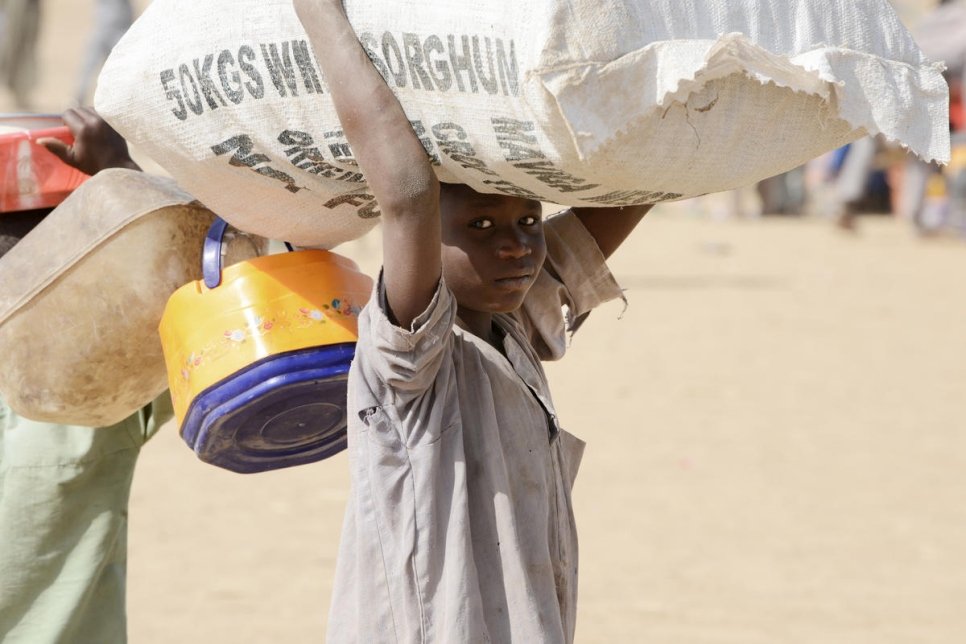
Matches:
[[515, 209, 624, 361], [355, 271, 457, 397]]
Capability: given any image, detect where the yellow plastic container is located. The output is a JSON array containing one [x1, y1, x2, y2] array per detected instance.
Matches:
[[160, 220, 373, 472]]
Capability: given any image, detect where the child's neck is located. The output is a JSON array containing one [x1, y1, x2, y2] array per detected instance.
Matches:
[[456, 305, 503, 351]]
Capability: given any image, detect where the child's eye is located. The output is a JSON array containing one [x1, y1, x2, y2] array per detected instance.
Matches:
[[469, 219, 493, 230], [519, 215, 539, 226]]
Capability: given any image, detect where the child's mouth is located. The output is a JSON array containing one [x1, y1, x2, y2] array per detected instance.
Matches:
[[494, 274, 532, 289]]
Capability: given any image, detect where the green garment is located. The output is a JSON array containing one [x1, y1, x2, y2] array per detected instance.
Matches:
[[0, 0, 41, 107], [0, 394, 172, 644]]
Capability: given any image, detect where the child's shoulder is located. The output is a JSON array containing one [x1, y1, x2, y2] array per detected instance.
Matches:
[[351, 279, 459, 393]]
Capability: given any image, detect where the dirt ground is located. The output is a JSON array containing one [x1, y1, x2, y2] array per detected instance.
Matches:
[[5, 1, 965, 643], [122, 212, 966, 644]]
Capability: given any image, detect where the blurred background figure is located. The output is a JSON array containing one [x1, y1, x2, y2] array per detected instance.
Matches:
[[73, 0, 133, 105], [903, 0, 966, 235], [0, 0, 42, 109], [829, 137, 893, 231], [807, 0, 966, 235], [700, 168, 806, 220], [756, 166, 806, 216], [913, 0, 966, 78], [703, 0, 966, 236]]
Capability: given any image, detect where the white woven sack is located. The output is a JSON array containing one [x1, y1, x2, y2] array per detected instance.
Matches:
[[95, 0, 949, 247]]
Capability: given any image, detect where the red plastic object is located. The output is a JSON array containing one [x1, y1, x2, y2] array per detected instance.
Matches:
[[0, 114, 90, 214]]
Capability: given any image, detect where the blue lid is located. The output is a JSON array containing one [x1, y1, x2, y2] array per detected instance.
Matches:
[[180, 344, 355, 473]]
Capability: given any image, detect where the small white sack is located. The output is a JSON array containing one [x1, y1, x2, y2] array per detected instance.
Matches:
[[96, 0, 949, 247]]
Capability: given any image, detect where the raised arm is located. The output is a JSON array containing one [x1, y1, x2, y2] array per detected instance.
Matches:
[[571, 204, 653, 259], [294, 0, 440, 328]]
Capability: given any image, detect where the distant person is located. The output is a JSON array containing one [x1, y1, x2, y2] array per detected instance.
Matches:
[[830, 137, 895, 231], [74, 0, 133, 105], [0, 0, 41, 108], [756, 166, 806, 216], [896, 69, 963, 235], [0, 108, 166, 643]]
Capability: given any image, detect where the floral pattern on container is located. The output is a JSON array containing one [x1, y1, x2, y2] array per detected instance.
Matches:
[[174, 297, 363, 391]]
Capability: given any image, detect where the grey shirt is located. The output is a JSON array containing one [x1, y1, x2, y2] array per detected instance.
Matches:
[[328, 210, 624, 643]]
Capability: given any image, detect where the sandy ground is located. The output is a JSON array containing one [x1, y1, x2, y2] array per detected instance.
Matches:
[[5, 1, 965, 643], [122, 212, 966, 644]]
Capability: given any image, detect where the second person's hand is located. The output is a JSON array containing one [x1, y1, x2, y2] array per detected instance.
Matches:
[[37, 107, 141, 175]]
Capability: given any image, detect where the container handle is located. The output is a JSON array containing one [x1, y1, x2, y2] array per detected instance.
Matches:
[[202, 218, 293, 288], [202, 217, 230, 289]]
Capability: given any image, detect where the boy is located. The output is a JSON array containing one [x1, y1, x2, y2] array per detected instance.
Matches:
[[295, 1, 651, 641]]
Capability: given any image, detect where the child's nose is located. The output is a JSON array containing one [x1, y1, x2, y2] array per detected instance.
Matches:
[[495, 231, 532, 259]]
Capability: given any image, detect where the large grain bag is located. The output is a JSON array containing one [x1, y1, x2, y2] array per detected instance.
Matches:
[[96, 0, 949, 247], [0, 169, 266, 427]]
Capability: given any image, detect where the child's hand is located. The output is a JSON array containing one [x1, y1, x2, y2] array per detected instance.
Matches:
[[293, 0, 349, 41], [293, 0, 346, 18], [37, 107, 141, 176], [293, 0, 348, 17]]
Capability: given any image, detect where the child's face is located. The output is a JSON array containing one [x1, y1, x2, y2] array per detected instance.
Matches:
[[440, 184, 547, 315]]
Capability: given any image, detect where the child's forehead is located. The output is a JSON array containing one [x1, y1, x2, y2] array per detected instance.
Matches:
[[440, 184, 541, 217]]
